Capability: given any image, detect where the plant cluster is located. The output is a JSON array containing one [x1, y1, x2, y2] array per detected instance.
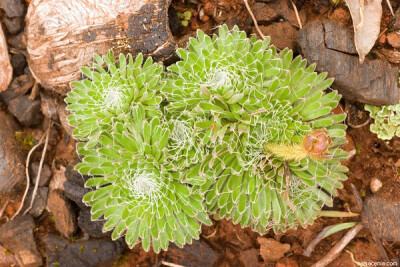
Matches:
[[365, 102, 400, 140], [66, 25, 348, 252]]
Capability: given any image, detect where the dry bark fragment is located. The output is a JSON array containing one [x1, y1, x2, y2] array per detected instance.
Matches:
[[0, 23, 13, 92], [26, 0, 176, 95]]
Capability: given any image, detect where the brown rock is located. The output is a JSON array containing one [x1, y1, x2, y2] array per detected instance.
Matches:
[[299, 21, 400, 105], [0, 23, 13, 92], [26, 0, 176, 95], [329, 7, 352, 25], [204, 2, 215, 16], [0, 215, 43, 267], [362, 196, 400, 241], [258, 237, 290, 262], [30, 162, 52, 186], [276, 257, 299, 267], [0, 74, 35, 105], [239, 248, 259, 267], [40, 91, 59, 120], [0, 110, 25, 195], [255, 22, 298, 51], [165, 239, 218, 266], [253, 2, 279, 22], [387, 32, 400, 49], [378, 33, 386, 45], [47, 190, 77, 238], [8, 95, 43, 126], [0, 245, 17, 266], [57, 103, 75, 137]]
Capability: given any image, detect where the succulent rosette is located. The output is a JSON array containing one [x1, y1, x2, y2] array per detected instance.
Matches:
[[165, 25, 349, 233], [365, 103, 400, 140], [65, 51, 164, 145], [77, 104, 211, 252]]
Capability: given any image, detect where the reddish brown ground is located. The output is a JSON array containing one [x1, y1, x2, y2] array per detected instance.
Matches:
[[1, 0, 400, 266]]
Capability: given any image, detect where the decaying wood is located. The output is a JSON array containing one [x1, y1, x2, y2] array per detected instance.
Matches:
[[26, 0, 176, 95], [0, 110, 25, 195], [0, 23, 13, 92]]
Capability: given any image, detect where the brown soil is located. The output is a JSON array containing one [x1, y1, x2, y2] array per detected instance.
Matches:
[[1, 0, 400, 266]]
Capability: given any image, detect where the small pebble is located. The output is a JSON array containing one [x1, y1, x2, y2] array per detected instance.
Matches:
[[370, 178, 383, 193]]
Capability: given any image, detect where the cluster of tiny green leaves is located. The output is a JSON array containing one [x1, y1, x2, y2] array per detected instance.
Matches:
[[365, 102, 400, 140], [66, 25, 348, 252]]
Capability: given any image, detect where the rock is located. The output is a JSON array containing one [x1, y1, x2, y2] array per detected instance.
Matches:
[[0, 74, 34, 105], [0, 110, 25, 195], [393, 7, 400, 30], [239, 248, 259, 267], [0, 0, 24, 18], [3, 16, 23, 34], [257, 237, 290, 262], [57, 103, 75, 137], [0, 23, 12, 92], [0, 215, 43, 267], [376, 47, 400, 64], [370, 178, 383, 193], [299, 21, 400, 105], [165, 239, 218, 267], [40, 91, 58, 120], [47, 190, 77, 238], [64, 179, 89, 210], [0, 245, 17, 266], [8, 95, 43, 126], [7, 31, 26, 50], [276, 257, 299, 267], [324, 20, 357, 54], [10, 53, 26, 75], [23, 186, 48, 217], [387, 32, 400, 49], [30, 162, 52, 186], [253, 2, 279, 22], [362, 196, 400, 241], [49, 165, 67, 192], [255, 22, 298, 51], [43, 234, 125, 267], [253, 0, 306, 26], [26, 0, 176, 95], [78, 208, 109, 238]]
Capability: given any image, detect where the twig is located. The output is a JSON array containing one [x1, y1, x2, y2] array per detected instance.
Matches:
[[303, 225, 333, 257], [243, 0, 265, 40], [29, 81, 40, 100], [24, 123, 51, 215], [385, 0, 394, 16], [284, 161, 296, 211], [311, 223, 364, 267], [0, 199, 10, 219], [161, 261, 186, 267], [11, 130, 47, 220], [290, 0, 302, 29], [350, 183, 363, 210], [347, 117, 371, 129]]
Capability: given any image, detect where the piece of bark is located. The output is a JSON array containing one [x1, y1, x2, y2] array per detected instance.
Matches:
[[362, 196, 400, 242], [0, 23, 13, 92], [26, 0, 176, 95], [0, 110, 25, 195], [299, 21, 400, 105]]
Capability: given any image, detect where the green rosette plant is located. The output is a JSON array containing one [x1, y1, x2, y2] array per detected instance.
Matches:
[[66, 54, 211, 252], [365, 103, 400, 140], [164, 25, 349, 233], [65, 50, 164, 147]]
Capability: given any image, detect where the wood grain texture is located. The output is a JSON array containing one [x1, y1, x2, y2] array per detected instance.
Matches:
[[26, 0, 176, 95]]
